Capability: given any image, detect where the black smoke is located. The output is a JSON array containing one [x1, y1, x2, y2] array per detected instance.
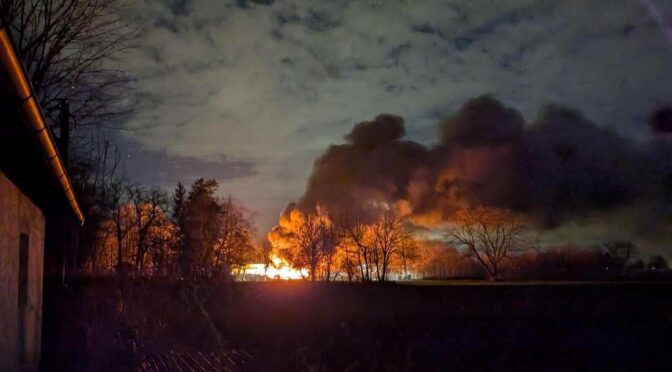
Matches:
[[439, 96, 524, 146], [649, 107, 672, 135], [298, 114, 429, 214], [295, 96, 672, 236]]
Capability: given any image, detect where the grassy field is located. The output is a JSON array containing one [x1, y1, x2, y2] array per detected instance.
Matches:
[[42, 279, 672, 371], [397, 279, 672, 286]]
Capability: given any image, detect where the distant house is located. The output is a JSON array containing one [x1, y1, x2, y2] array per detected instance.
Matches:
[[0, 24, 83, 370]]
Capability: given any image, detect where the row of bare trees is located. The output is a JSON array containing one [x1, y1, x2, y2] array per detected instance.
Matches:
[[268, 204, 536, 282], [338, 210, 418, 282], [271, 204, 671, 282], [90, 178, 257, 280], [269, 207, 421, 282], [417, 237, 669, 281]]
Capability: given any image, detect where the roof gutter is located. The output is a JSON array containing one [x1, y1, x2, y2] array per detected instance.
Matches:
[[0, 25, 84, 225]]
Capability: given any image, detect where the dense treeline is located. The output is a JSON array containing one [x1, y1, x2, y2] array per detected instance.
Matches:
[[416, 241, 671, 281], [87, 178, 258, 279], [267, 204, 671, 282]]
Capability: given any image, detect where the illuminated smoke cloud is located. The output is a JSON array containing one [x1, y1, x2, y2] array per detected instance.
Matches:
[[290, 96, 671, 238], [298, 114, 429, 215]]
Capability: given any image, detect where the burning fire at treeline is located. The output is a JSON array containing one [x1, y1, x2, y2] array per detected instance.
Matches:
[[263, 96, 672, 280]]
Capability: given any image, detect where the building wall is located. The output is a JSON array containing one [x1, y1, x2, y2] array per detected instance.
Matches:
[[0, 171, 45, 371]]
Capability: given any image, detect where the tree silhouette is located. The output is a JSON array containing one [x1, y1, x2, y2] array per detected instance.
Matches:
[[449, 206, 527, 280], [1, 0, 134, 131]]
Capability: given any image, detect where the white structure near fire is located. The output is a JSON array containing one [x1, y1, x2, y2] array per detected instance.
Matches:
[[233, 255, 420, 281], [235, 255, 309, 280]]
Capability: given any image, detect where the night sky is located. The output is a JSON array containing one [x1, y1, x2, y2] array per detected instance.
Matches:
[[116, 0, 672, 236]]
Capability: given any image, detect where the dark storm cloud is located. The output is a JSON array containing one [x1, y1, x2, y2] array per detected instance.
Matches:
[[166, 0, 190, 16], [452, 7, 538, 51], [237, 0, 276, 8], [276, 7, 342, 31]]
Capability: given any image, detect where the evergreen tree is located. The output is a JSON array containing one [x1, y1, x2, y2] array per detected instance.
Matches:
[[183, 179, 221, 279], [172, 182, 187, 226]]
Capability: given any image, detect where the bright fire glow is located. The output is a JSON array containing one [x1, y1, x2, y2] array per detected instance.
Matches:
[[242, 254, 308, 280]]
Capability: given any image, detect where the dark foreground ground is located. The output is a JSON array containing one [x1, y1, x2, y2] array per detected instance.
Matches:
[[42, 279, 672, 371]]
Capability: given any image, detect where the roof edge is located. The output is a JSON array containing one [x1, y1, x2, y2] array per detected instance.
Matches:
[[0, 26, 84, 225]]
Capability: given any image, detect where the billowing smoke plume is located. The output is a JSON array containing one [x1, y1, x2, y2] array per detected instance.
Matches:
[[299, 114, 429, 214], [440, 96, 524, 146], [289, 96, 672, 250]]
